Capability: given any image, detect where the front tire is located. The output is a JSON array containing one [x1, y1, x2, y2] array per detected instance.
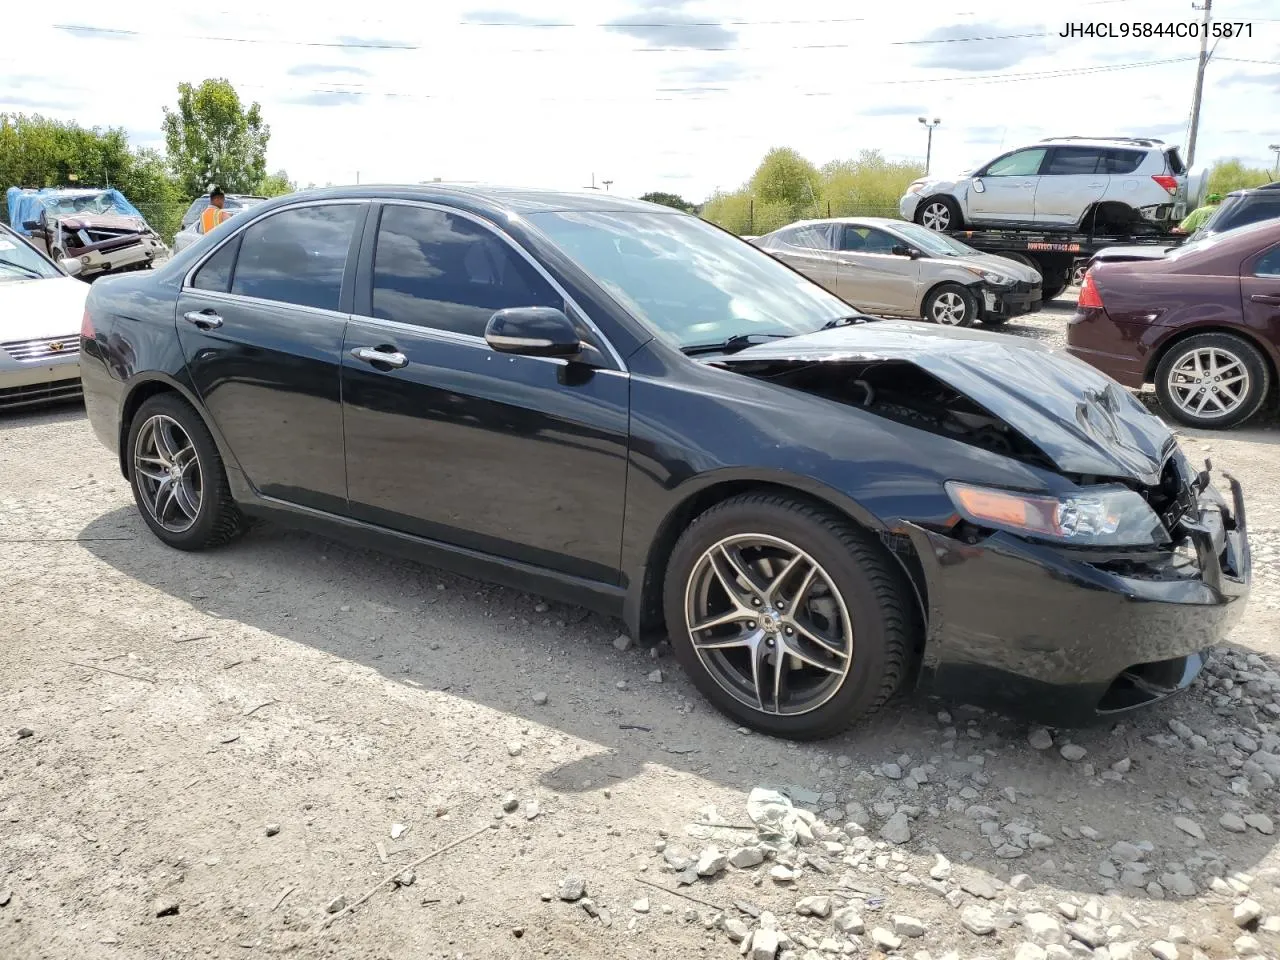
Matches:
[[923, 283, 979, 327], [915, 196, 962, 232], [127, 393, 247, 549], [662, 494, 912, 740], [1154, 333, 1270, 429]]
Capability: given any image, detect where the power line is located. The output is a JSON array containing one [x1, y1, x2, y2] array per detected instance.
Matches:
[[52, 24, 419, 49]]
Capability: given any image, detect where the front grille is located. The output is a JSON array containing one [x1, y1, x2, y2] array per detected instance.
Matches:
[[2, 335, 81, 363], [0, 379, 82, 410]]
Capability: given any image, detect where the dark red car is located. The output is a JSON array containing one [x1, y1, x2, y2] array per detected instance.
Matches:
[[1067, 219, 1280, 429]]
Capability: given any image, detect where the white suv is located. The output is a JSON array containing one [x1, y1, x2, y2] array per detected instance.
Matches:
[[900, 137, 1198, 234]]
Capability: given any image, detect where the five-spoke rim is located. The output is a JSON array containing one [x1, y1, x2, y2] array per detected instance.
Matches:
[[921, 202, 951, 231], [1168, 347, 1250, 419], [931, 291, 968, 325], [134, 415, 203, 533], [684, 534, 853, 716]]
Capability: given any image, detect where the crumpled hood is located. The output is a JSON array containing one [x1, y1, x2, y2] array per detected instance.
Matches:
[[943, 251, 1042, 283], [711, 321, 1173, 484], [51, 213, 149, 233]]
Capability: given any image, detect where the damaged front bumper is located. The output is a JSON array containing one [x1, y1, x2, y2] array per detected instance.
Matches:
[[977, 279, 1041, 320], [903, 473, 1250, 726]]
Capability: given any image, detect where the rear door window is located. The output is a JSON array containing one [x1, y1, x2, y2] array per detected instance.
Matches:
[[1254, 246, 1280, 278], [229, 204, 362, 311], [777, 224, 833, 249], [1225, 198, 1280, 232], [191, 235, 241, 293], [1045, 148, 1101, 176]]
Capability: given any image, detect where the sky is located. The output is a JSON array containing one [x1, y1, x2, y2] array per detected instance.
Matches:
[[4, 0, 1279, 201]]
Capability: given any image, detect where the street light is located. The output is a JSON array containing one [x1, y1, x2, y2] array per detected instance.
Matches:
[[1270, 144, 1280, 178], [918, 117, 941, 176]]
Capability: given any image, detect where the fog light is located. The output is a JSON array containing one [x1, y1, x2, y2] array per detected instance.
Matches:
[[80, 255, 91, 264]]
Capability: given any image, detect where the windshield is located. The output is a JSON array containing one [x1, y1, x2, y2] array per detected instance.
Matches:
[[527, 211, 851, 348], [42, 191, 132, 217], [0, 228, 62, 282], [891, 222, 977, 257]]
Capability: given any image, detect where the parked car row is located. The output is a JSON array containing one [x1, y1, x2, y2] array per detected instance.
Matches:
[[171, 194, 268, 253], [77, 185, 1250, 739]]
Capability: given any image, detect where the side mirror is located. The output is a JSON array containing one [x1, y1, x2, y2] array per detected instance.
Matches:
[[59, 257, 83, 276], [22, 219, 40, 231], [891, 244, 913, 258], [485, 307, 583, 359]]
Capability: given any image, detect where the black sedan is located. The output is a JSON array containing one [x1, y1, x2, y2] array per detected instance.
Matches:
[[80, 186, 1250, 739]]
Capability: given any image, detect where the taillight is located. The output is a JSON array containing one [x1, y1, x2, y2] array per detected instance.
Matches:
[[1151, 174, 1179, 194], [1078, 270, 1104, 309], [80, 309, 94, 340]]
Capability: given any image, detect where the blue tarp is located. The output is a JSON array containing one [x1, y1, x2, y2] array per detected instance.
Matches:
[[5, 187, 146, 235]]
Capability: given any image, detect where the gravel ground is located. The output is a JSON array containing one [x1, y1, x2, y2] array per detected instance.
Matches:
[[3, 304, 1280, 960]]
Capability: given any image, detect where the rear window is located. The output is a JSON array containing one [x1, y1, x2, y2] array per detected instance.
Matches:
[[1164, 148, 1186, 175], [1222, 198, 1280, 233]]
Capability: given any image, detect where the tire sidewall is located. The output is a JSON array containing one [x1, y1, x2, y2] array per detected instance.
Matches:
[[924, 283, 978, 327], [1154, 334, 1270, 429], [662, 499, 901, 739], [126, 394, 225, 548], [917, 196, 961, 232]]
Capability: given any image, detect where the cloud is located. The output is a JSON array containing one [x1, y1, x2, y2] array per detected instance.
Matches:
[[605, 0, 737, 49], [1131, 122, 1185, 138], [52, 23, 137, 41], [289, 63, 372, 78], [460, 8, 552, 25], [1221, 70, 1280, 91], [284, 91, 364, 107], [334, 35, 418, 52], [0, 92, 86, 110], [859, 104, 930, 117], [911, 24, 1050, 71], [664, 62, 748, 84]]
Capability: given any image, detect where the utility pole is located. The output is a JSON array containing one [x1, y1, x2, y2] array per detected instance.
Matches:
[[917, 117, 941, 175], [1185, 0, 1213, 168]]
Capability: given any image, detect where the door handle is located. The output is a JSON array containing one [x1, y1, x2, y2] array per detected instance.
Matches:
[[182, 310, 223, 330], [1250, 294, 1280, 306], [351, 346, 409, 369]]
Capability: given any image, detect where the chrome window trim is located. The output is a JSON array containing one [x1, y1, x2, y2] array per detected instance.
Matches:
[[183, 288, 351, 324], [181, 197, 373, 291], [365, 199, 628, 373]]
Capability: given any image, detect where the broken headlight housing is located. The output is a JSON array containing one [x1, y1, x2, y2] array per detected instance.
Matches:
[[945, 481, 1169, 546]]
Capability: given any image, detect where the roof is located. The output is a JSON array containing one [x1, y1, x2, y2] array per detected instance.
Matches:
[[762, 216, 903, 233], [1037, 137, 1170, 149], [256, 184, 668, 218]]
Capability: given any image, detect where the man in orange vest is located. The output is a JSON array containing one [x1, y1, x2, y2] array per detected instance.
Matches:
[[200, 187, 231, 234]]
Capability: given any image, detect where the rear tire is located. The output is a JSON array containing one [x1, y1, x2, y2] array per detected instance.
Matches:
[[126, 393, 247, 550], [663, 494, 912, 740], [1154, 333, 1270, 429], [915, 196, 962, 232], [1041, 282, 1067, 301], [923, 283, 979, 327]]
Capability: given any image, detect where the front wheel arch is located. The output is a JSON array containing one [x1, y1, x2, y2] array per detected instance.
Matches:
[[629, 476, 928, 655]]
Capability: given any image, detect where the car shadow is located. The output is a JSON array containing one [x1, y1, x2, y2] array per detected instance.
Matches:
[[0, 398, 86, 428], [77, 504, 1278, 902]]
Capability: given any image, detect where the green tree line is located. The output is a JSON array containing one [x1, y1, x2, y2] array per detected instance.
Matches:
[[1, 79, 295, 242]]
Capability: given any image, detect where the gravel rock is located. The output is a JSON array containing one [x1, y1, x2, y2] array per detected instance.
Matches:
[[961, 875, 998, 899], [832, 907, 865, 934], [1010, 873, 1034, 891], [730, 846, 766, 868], [1169, 719, 1194, 740], [1014, 945, 1049, 960], [996, 843, 1024, 859], [696, 847, 728, 877], [1107, 942, 1139, 960], [1029, 728, 1054, 750], [1110, 841, 1144, 862], [796, 896, 831, 918], [647, 669, 664, 683], [390, 823, 408, 839], [1148, 942, 1179, 960], [930, 854, 953, 880], [871, 928, 902, 951], [1244, 813, 1275, 835], [613, 634, 633, 651], [16, 728, 34, 740], [506, 741, 523, 757], [1110, 757, 1132, 774], [501, 794, 519, 813], [1065, 920, 1106, 948], [1172, 817, 1204, 841], [1233, 898, 1262, 928], [751, 928, 780, 960], [557, 876, 587, 902], [632, 897, 649, 913], [893, 915, 926, 937], [1161, 872, 1196, 897], [154, 898, 181, 917], [531, 691, 548, 705], [1023, 912, 1063, 944], [265, 823, 280, 837], [769, 865, 799, 882], [879, 812, 912, 845], [960, 905, 996, 935], [1220, 812, 1248, 833], [1234, 933, 1263, 956], [1060, 744, 1088, 762], [724, 918, 751, 942]]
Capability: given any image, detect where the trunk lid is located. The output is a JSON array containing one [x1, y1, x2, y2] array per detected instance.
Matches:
[[709, 321, 1173, 484]]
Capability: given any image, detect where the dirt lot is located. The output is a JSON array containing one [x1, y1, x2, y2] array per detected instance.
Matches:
[[4, 303, 1280, 960]]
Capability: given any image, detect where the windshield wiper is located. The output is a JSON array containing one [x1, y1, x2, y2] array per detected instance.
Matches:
[[820, 313, 879, 330], [0, 261, 45, 281], [681, 332, 795, 356]]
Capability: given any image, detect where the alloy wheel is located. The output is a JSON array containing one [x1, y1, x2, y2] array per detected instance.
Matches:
[[931, 291, 968, 325], [1167, 347, 1250, 420], [683, 534, 853, 716], [133, 414, 204, 533], [921, 202, 951, 231]]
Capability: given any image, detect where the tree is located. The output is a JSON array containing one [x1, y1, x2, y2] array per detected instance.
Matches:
[[639, 191, 695, 213], [257, 169, 297, 197], [163, 79, 270, 196], [749, 147, 823, 214], [1205, 158, 1274, 198], [0, 113, 134, 190]]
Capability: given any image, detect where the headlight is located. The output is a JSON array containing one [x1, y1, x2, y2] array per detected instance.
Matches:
[[970, 268, 1014, 286], [906, 182, 926, 194], [946, 481, 1168, 546]]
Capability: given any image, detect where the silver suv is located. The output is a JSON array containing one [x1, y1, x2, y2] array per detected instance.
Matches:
[[900, 137, 1197, 234]]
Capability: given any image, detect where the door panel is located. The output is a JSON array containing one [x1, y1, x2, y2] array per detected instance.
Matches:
[[834, 226, 920, 315], [967, 148, 1046, 224], [765, 224, 840, 294], [342, 323, 629, 581], [1035, 147, 1107, 225], [341, 202, 629, 582], [1242, 244, 1280, 361], [174, 202, 365, 513]]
